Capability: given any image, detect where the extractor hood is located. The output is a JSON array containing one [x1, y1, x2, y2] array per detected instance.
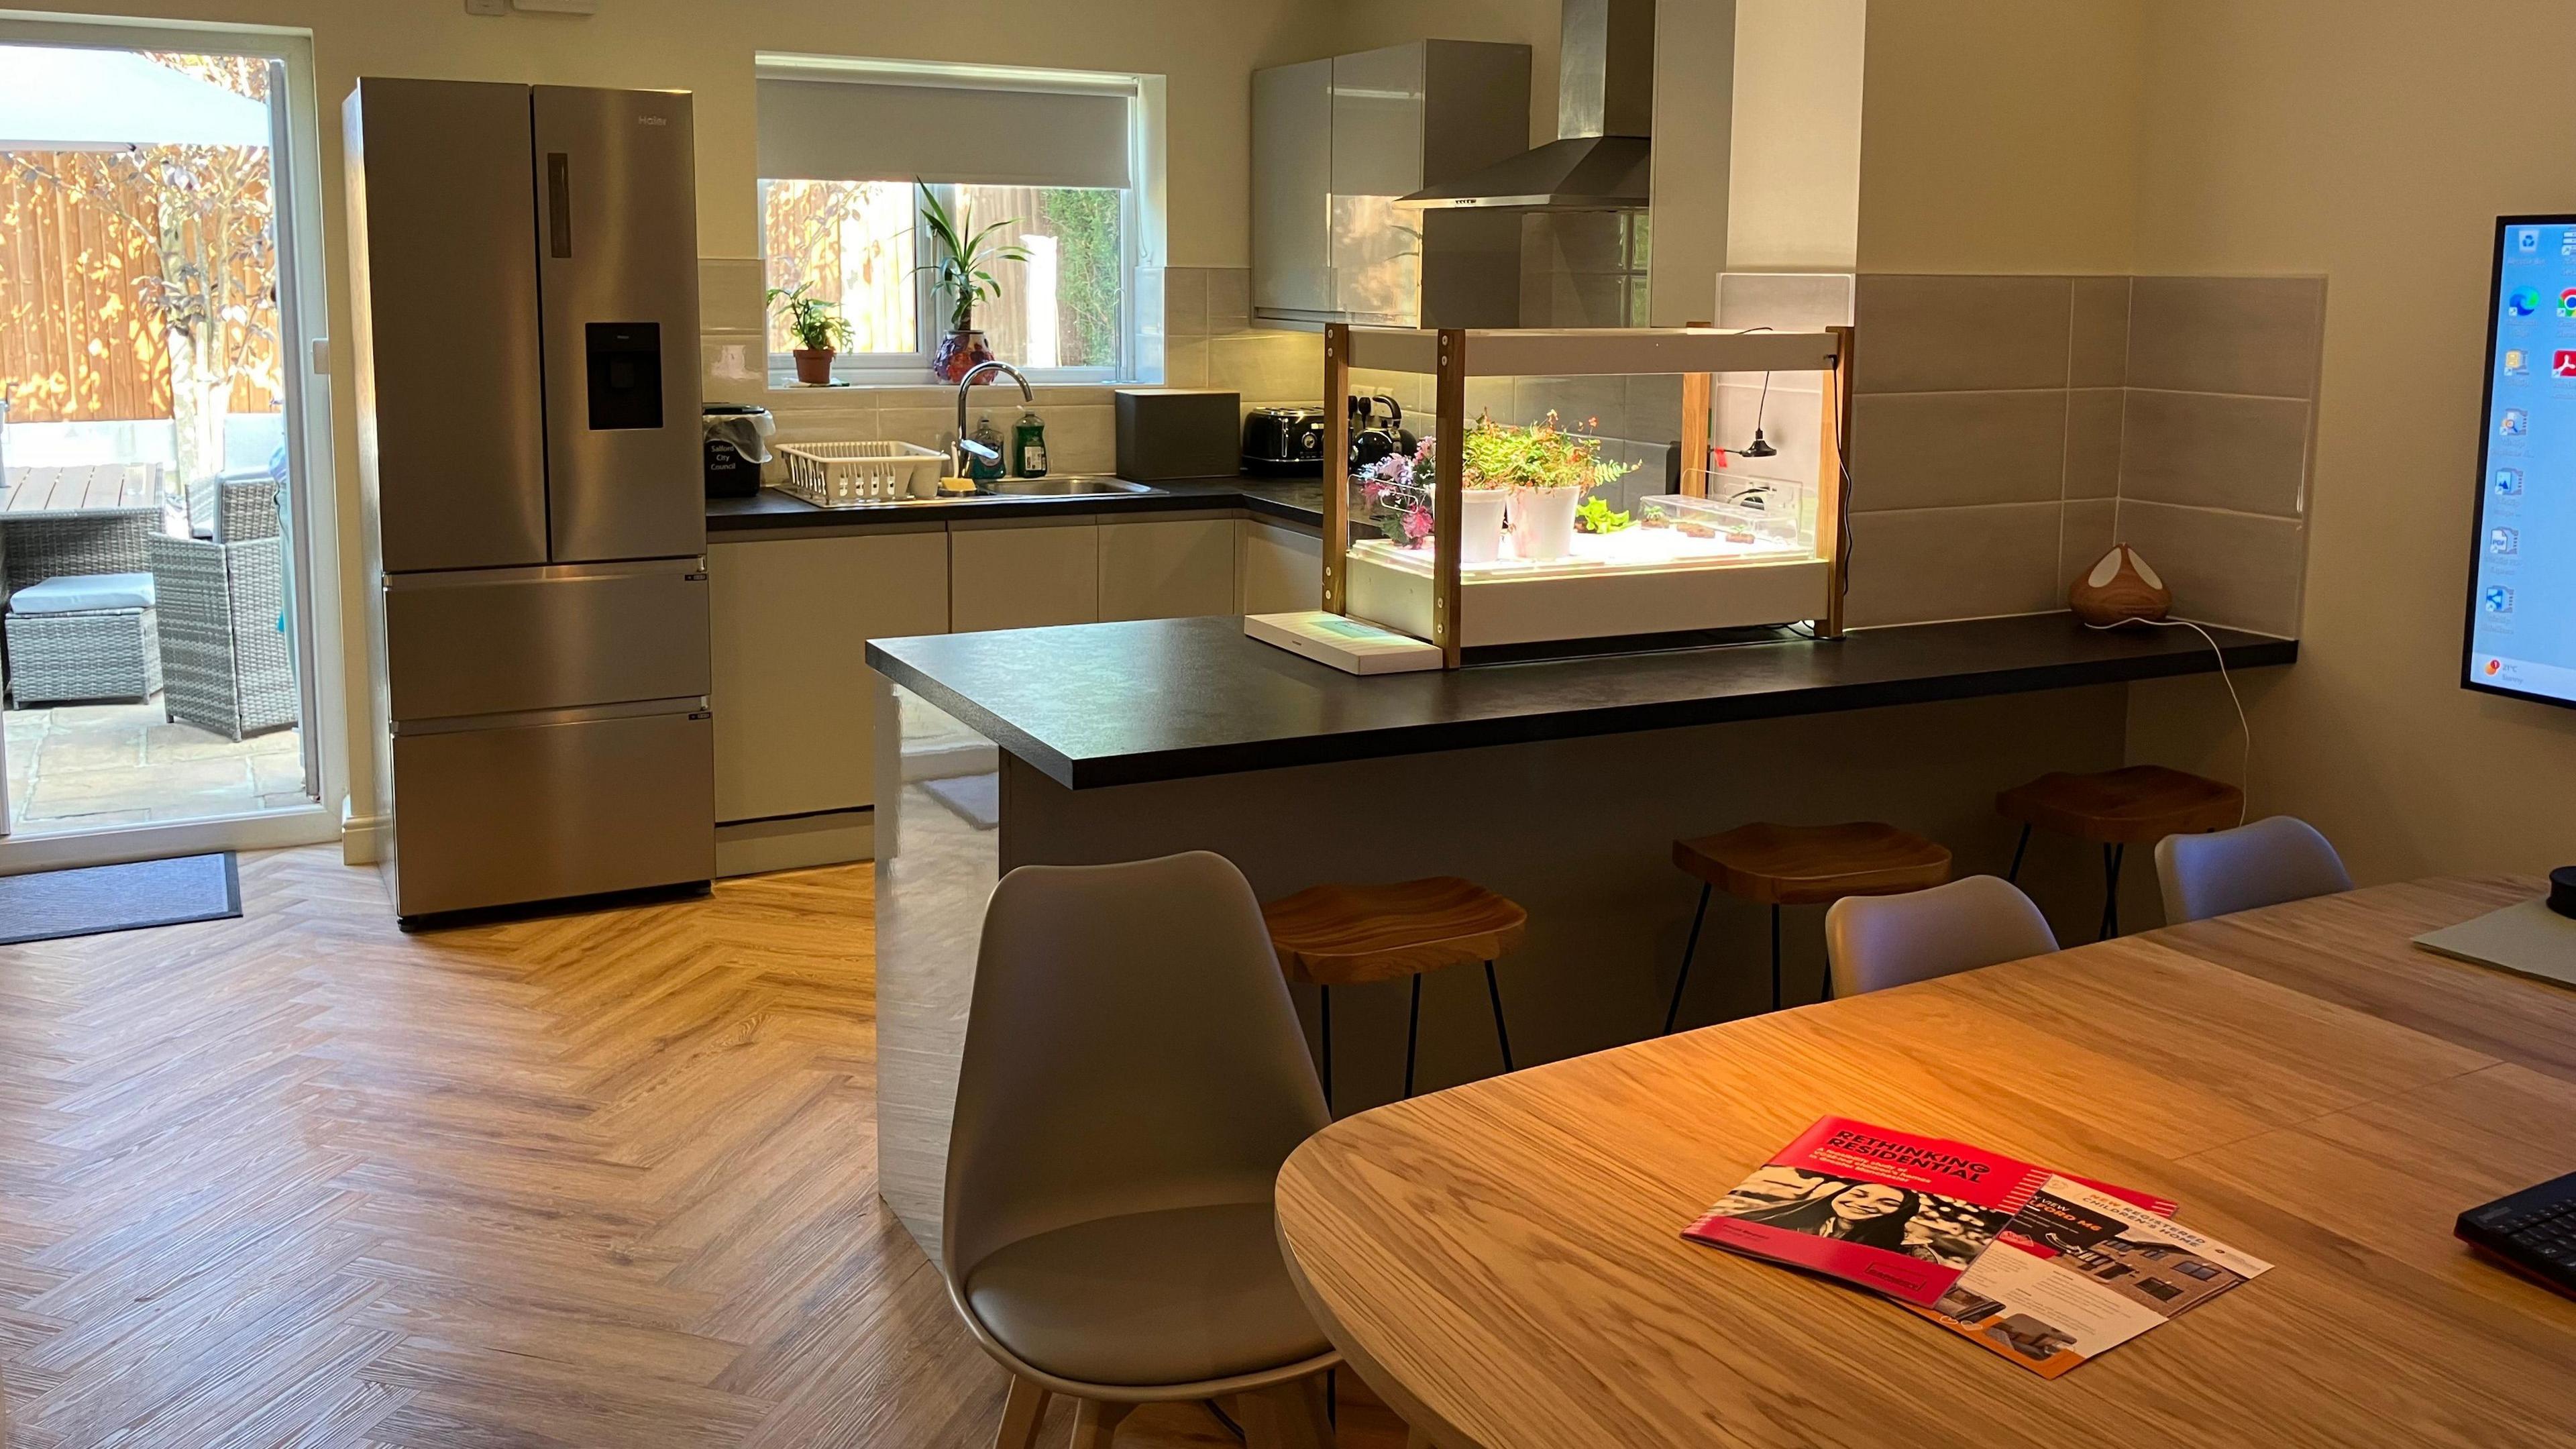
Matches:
[[1397, 0, 1654, 213]]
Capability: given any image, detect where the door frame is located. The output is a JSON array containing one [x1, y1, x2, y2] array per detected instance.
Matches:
[[0, 11, 345, 874]]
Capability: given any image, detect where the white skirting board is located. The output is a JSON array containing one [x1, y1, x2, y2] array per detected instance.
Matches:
[[716, 808, 874, 877], [341, 804, 388, 865]]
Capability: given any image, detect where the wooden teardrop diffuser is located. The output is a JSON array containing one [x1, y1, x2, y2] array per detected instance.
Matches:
[[2070, 543, 2171, 626]]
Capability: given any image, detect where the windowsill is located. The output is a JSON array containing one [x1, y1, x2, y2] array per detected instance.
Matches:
[[761, 378, 1152, 403]]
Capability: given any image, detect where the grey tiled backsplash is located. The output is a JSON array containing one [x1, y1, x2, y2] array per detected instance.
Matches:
[[1839, 270, 2323, 637]]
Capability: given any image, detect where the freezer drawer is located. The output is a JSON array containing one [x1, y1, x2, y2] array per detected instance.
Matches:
[[384, 559, 709, 721], [388, 704, 713, 918]]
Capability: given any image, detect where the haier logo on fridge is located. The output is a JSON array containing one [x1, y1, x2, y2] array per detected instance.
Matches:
[[637, 114, 668, 126]]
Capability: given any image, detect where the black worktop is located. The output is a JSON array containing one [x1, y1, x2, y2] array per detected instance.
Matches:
[[706, 478, 1326, 534], [865, 613, 2298, 790]]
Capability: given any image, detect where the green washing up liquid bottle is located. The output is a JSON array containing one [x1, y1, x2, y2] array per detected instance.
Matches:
[[1012, 410, 1049, 477], [966, 413, 1007, 484]]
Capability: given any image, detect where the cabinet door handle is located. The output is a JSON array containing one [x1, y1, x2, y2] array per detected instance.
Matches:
[[546, 152, 572, 259]]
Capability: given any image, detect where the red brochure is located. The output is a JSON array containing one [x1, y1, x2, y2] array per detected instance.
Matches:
[[1683, 1116, 2176, 1308]]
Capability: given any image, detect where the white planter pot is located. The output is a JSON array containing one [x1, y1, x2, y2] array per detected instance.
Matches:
[[1515, 486, 1580, 561], [1460, 488, 1510, 564]]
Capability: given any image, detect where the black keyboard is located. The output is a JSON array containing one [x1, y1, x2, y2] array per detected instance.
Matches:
[[2457, 1170, 2576, 1294]]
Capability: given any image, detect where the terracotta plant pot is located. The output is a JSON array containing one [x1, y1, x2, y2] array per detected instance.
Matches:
[[935, 329, 996, 382], [792, 348, 835, 386]]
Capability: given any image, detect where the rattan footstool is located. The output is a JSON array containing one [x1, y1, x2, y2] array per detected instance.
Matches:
[[4, 573, 163, 705]]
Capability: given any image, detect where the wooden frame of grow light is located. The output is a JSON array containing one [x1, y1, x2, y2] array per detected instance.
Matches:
[[1322, 323, 1854, 668]]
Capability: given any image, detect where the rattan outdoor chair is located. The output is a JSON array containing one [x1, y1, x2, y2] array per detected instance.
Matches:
[[146, 477, 295, 741]]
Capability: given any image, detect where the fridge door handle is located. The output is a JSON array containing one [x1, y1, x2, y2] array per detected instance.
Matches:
[[546, 151, 572, 258]]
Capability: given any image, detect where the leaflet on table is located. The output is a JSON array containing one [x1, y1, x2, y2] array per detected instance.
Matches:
[[1918, 1175, 2272, 1378], [1680, 1116, 2177, 1308]]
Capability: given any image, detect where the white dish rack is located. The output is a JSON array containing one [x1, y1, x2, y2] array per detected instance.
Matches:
[[774, 441, 948, 506]]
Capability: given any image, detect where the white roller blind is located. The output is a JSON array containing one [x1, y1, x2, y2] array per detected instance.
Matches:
[[757, 77, 1132, 189]]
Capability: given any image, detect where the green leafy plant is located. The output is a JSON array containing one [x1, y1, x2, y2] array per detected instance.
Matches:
[[916, 180, 1031, 333], [764, 281, 853, 352], [1459, 411, 1638, 493], [1575, 496, 1633, 533]]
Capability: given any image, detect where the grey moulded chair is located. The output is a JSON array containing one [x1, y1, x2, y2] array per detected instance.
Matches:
[[944, 851, 1342, 1449], [1824, 875, 2060, 998], [2154, 814, 2353, 925]]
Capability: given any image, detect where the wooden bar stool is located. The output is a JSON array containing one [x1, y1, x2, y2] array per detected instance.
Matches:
[[1665, 822, 1951, 1033], [1263, 877, 1528, 1114], [1998, 764, 2243, 938]]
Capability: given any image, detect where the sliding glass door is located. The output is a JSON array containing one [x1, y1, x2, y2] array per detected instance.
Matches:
[[0, 14, 339, 869]]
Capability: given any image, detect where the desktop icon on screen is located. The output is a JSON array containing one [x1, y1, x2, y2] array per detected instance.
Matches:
[[2557, 286, 2576, 318], [2496, 467, 2524, 497], [2484, 585, 2516, 614], [2491, 527, 2520, 555], [2519, 228, 2542, 254], [2506, 348, 2532, 376], [2486, 657, 2506, 677], [2555, 351, 2576, 379], [2509, 287, 2544, 317], [2501, 408, 2530, 436]]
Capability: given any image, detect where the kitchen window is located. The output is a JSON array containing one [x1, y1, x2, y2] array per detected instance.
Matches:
[[755, 57, 1155, 386]]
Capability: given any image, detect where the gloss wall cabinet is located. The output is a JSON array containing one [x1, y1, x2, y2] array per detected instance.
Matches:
[[1252, 40, 1530, 328]]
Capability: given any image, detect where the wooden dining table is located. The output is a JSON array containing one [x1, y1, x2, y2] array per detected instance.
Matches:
[[0, 462, 163, 517], [1275, 876, 2576, 1448]]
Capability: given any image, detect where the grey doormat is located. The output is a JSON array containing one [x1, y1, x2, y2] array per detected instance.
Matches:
[[921, 773, 1000, 830], [0, 852, 242, 946]]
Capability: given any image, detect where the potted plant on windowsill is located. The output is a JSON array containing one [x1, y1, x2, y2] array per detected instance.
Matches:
[[918, 180, 1031, 383], [766, 282, 854, 385]]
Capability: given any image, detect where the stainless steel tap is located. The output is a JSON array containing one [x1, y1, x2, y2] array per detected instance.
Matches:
[[953, 360, 1033, 474]]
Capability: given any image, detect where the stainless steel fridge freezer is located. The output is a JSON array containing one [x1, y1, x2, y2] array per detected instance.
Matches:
[[346, 76, 712, 923]]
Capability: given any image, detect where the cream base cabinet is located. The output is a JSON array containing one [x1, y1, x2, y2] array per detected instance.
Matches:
[[1238, 520, 1323, 614], [1099, 518, 1239, 621], [950, 521, 1101, 632], [709, 529, 949, 824]]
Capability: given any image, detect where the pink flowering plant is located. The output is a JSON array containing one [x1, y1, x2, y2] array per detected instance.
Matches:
[[1356, 437, 1439, 548]]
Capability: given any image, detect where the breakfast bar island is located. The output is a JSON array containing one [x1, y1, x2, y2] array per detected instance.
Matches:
[[863, 613, 2296, 1255]]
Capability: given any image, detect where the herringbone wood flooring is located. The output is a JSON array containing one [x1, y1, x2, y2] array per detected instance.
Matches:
[[0, 847, 1401, 1448]]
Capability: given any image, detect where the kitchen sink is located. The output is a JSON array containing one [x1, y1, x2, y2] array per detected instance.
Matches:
[[967, 476, 1157, 497]]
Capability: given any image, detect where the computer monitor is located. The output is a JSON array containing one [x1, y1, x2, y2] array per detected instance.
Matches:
[[2465, 214, 2576, 707]]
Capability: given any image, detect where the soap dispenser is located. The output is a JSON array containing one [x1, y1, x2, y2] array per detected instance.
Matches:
[[965, 413, 1007, 484], [1012, 409, 1049, 478]]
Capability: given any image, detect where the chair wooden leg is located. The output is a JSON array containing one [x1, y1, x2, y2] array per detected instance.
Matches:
[[1069, 1397, 1134, 1449], [996, 1375, 1051, 1449], [1242, 1374, 1336, 1449]]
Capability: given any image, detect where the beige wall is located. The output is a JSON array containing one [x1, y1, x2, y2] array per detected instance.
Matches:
[[2122, 0, 2576, 885], [1727, 0, 1866, 271], [1855, 0, 2143, 276]]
